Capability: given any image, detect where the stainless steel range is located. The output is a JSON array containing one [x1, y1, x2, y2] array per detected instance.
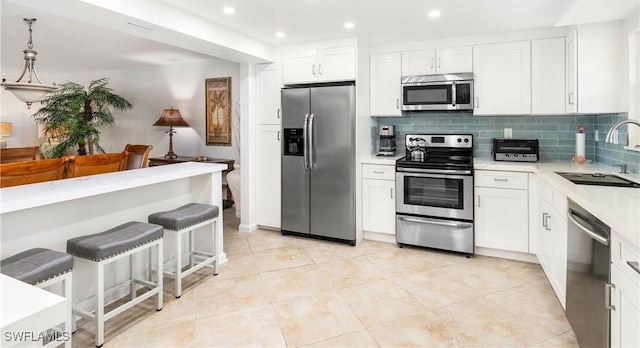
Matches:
[[396, 134, 474, 254]]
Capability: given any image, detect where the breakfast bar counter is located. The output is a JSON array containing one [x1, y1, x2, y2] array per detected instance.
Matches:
[[0, 162, 227, 304]]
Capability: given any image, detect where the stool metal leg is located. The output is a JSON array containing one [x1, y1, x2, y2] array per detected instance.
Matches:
[[64, 273, 73, 348], [96, 262, 105, 348], [156, 239, 163, 311], [130, 254, 136, 300], [213, 220, 219, 276], [189, 230, 195, 268], [174, 231, 182, 298]]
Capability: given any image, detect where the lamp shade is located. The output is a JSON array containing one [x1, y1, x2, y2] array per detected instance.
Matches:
[[0, 122, 13, 137], [153, 108, 190, 127]]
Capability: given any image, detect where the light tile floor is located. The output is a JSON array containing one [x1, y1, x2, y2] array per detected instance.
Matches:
[[71, 207, 579, 347]]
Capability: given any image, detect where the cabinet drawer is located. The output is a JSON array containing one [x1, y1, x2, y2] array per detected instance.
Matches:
[[475, 170, 528, 190], [362, 164, 395, 180], [612, 234, 640, 286], [538, 177, 567, 214]]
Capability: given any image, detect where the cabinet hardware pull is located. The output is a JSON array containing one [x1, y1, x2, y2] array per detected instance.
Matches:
[[430, 57, 434, 69], [396, 99, 400, 109], [312, 64, 316, 75], [372, 170, 384, 174], [605, 283, 616, 310], [475, 97, 479, 108], [277, 108, 281, 119], [493, 178, 508, 182], [319, 64, 323, 75], [477, 195, 480, 208], [628, 261, 640, 275], [545, 214, 551, 231], [438, 57, 441, 69], [390, 188, 393, 199], [542, 212, 548, 229], [568, 92, 574, 105], [277, 131, 280, 141]]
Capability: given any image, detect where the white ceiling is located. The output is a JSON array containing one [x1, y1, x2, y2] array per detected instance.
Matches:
[[1, 0, 638, 79]]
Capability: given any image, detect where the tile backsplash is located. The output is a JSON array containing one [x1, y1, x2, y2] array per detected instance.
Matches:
[[374, 112, 640, 173]]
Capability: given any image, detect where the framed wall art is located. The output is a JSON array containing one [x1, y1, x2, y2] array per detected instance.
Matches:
[[205, 77, 232, 146]]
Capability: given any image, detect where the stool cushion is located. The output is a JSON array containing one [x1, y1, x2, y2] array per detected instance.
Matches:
[[148, 203, 219, 231], [66, 221, 163, 261], [1, 248, 73, 285]]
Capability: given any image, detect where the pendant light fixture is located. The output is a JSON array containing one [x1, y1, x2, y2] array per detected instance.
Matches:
[[1, 18, 58, 109]]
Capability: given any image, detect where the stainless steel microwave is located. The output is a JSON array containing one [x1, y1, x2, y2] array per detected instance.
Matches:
[[401, 73, 474, 111]]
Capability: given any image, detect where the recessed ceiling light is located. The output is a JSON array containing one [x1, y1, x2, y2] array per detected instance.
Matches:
[[428, 10, 441, 18], [344, 22, 355, 29], [275, 32, 285, 38], [223, 7, 236, 15]]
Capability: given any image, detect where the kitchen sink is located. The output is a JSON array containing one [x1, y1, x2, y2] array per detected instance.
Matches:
[[556, 172, 640, 188]]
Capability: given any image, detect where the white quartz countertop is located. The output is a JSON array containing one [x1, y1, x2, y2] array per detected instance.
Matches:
[[474, 158, 640, 249], [0, 162, 227, 214], [361, 155, 404, 165]]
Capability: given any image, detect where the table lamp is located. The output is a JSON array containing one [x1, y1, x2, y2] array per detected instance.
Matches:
[[0, 122, 13, 149], [153, 108, 189, 159]]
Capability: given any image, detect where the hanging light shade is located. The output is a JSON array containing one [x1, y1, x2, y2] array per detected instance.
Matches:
[[1, 18, 58, 109]]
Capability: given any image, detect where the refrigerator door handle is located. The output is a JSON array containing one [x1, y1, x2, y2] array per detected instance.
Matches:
[[303, 113, 310, 171], [309, 113, 316, 171]]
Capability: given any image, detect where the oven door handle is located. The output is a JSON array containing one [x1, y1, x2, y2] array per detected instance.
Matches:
[[398, 216, 472, 229], [397, 167, 472, 175]]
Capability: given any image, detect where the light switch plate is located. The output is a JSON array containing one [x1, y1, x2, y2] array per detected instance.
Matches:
[[594, 129, 599, 142], [504, 128, 513, 139]]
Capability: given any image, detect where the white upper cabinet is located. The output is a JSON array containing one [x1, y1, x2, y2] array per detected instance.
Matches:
[[283, 46, 355, 84], [256, 63, 282, 125], [473, 41, 531, 115], [370, 52, 402, 117], [566, 21, 623, 113], [531, 38, 566, 114], [401, 46, 472, 76]]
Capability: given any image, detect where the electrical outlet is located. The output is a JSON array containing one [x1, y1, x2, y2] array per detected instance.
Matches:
[[594, 129, 599, 142], [504, 128, 513, 139]]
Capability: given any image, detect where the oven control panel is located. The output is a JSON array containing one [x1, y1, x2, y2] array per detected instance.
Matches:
[[405, 134, 473, 148]]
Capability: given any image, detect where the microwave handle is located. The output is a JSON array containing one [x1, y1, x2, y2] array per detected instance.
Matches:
[[452, 82, 457, 107]]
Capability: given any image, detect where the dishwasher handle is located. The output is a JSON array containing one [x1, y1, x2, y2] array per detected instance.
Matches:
[[566, 209, 609, 246]]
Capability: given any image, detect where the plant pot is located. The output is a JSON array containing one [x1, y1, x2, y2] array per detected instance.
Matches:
[[227, 163, 241, 218]]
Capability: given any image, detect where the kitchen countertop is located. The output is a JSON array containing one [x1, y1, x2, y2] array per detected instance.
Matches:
[[474, 158, 640, 250], [361, 154, 404, 165]]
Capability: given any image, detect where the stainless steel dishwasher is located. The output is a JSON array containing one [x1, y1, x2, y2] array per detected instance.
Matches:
[[566, 199, 612, 348]]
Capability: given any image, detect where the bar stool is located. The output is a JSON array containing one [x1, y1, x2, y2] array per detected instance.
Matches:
[[1, 248, 73, 348], [66, 221, 163, 348], [148, 203, 219, 298]]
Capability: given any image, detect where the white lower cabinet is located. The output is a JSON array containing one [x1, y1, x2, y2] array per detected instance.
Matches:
[[536, 178, 567, 308], [256, 125, 281, 228], [610, 234, 640, 348], [474, 171, 529, 252], [362, 164, 396, 235]]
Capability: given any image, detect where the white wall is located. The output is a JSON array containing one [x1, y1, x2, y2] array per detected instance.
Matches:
[[1, 58, 242, 162]]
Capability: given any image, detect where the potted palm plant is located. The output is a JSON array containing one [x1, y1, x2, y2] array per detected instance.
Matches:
[[34, 78, 132, 158]]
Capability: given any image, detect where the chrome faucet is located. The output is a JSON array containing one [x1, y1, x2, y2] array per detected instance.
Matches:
[[612, 164, 628, 174], [605, 119, 640, 143]]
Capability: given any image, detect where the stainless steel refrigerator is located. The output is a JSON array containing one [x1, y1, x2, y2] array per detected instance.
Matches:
[[281, 83, 356, 245]]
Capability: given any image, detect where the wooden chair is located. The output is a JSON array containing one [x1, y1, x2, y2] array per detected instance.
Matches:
[[0, 146, 41, 163], [0, 158, 68, 188], [123, 144, 152, 170], [66, 152, 128, 178]]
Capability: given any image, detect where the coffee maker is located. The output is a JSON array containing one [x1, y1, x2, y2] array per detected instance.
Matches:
[[377, 125, 397, 156]]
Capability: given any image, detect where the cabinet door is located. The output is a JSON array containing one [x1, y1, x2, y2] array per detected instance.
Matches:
[[565, 29, 578, 113], [362, 178, 396, 234], [317, 46, 355, 82], [436, 46, 473, 74], [402, 49, 436, 76], [283, 49, 317, 84], [532, 38, 565, 114], [256, 125, 282, 228], [611, 265, 640, 348], [548, 206, 567, 309], [370, 52, 402, 116], [475, 187, 528, 252], [257, 64, 282, 125], [473, 41, 531, 115], [537, 198, 552, 273]]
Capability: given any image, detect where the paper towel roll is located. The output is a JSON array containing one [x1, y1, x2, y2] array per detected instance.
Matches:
[[576, 133, 586, 158]]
